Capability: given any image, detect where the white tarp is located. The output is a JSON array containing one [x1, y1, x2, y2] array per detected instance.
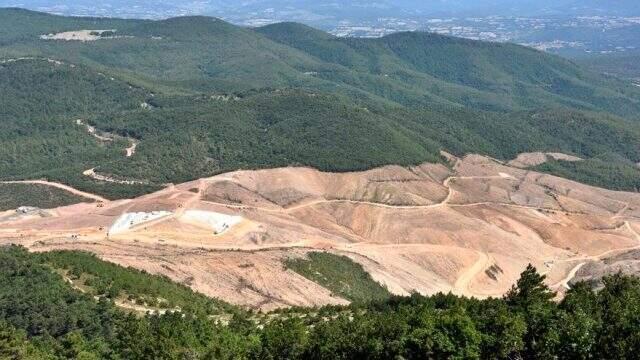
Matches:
[[182, 210, 243, 235], [108, 211, 172, 236]]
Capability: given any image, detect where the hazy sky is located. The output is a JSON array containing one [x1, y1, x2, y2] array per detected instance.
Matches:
[[0, 1, 636, 20]]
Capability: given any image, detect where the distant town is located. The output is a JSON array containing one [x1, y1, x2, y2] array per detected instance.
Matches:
[[328, 16, 640, 55], [14, 3, 640, 55]]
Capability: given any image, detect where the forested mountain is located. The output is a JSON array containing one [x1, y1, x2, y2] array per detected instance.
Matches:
[[4, 8, 640, 113], [5, 8, 640, 359], [3, 8, 640, 198], [257, 22, 640, 114], [578, 51, 640, 82]]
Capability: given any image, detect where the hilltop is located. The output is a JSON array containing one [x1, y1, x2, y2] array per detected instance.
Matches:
[[3, 8, 640, 112], [257, 22, 640, 114], [2, 9, 640, 200]]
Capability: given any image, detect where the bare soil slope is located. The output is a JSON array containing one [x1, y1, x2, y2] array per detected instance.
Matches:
[[2, 154, 640, 310]]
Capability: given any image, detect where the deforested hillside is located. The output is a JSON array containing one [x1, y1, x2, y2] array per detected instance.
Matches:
[[3, 244, 640, 359], [6, 8, 640, 360], [3, 9, 640, 198]]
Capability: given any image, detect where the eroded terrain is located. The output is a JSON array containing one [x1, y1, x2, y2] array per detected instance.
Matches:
[[2, 153, 640, 310]]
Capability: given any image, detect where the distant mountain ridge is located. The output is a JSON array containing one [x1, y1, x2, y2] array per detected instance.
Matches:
[[2, 8, 640, 198], [1, 1, 637, 20]]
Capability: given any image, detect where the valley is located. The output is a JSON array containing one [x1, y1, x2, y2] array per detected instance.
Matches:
[[4, 6, 640, 358], [3, 8, 640, 311]]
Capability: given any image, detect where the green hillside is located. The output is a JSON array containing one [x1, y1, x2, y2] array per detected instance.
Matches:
[[256, 22, 640, 115], [0, 58, 160, 199], [3, 245, 640, 359], [285, 252, 391, 303], [577, 51, 640, 81], [3, 8, 640, 113], [0, 8, 141, 44], [0, 183, 91, 211], [93, 94, 640, 185], [2, 9, 640, 198], [0, 10, 329, 94]]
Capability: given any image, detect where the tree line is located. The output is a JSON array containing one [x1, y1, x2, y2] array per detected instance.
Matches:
[[1, 245, 640, 359]]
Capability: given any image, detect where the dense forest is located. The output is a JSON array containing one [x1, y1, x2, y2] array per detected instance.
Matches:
[[0, 183, 91, 211], [3, 8, 640, 201], [285, 252, 391, 303], [4, 60, 640, 199], [536, 156, 640, 192], [578, 50, 640, 82], [2, 245, 640, 359]]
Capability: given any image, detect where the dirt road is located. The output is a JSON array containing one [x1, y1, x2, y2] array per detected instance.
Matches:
[[454, 252, 491, 295], [201, 173, 524, 213], [125, 140, 138, 157], [0, 180, 108, 202], [551, 221, 640, 289]]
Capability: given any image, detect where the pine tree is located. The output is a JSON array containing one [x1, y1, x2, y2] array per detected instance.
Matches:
[[505, 264, 558, 358], [506, 264, 555, 308]]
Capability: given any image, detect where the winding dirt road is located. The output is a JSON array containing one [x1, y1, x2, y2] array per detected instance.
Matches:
[[555, 262, 588, 290], [201, 173, 521, 213], [0, 180, 108, 203], [454, 252, 491, 295], [551, 221, 640, 289], [77, 119, 142, 182]]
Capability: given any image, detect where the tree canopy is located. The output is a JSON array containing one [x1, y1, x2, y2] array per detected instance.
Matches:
[[1, 245, 640, 359]]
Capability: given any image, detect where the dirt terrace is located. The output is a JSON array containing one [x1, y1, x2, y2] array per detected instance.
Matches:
[[2, 153, 640, 310]]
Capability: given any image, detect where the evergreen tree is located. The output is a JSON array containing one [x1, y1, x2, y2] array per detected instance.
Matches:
[[506, 264, 558, 358], [595, 274, 640, 359], [0, 322, 50, 360]]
